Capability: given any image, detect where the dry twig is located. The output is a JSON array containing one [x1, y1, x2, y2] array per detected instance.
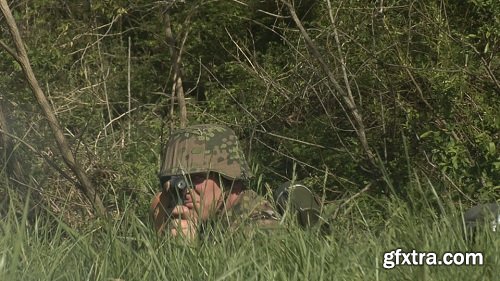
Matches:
[[0, 0, 106, 217], [283, 0, 377, 168]]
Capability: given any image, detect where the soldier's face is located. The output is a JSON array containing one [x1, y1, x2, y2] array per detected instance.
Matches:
[[184, 173, 223, 221]]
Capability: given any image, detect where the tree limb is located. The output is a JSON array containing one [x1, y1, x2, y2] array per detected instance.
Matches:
[[283, 0, 377, 167], [164, 11, 188, 129], [0, 0, 106, 217], [0, 39, 21, 63], [0, 128, 79, 187]]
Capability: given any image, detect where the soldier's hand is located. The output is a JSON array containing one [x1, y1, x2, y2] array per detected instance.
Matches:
[[169, 205, 198, 240], [150, 180, 198, 240]]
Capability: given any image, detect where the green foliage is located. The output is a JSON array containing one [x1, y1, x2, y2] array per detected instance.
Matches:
[[1, 179, 499, 280], [0, 0, 498, 231]]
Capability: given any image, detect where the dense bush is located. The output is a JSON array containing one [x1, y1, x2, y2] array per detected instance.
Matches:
[[0, 0, 498, 224]]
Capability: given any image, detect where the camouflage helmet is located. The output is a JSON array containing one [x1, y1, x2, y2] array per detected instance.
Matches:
[[159, 124, 254, 181]]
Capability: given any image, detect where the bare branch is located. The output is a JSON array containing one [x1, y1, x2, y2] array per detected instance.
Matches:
[[0, 128, 78, 187], [282, 0, 377, 167], [0, 0, 106, 217], [0, 39, 20, 63], [94, 107, 137, 152], [127, 36, 132, 141], [331, 182, 371, 221], [164, 11, 188, 128]]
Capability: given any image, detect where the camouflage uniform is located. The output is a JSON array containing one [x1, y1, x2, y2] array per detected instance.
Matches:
[[152, 124, 280, 236], [218, 189, 280, 233]]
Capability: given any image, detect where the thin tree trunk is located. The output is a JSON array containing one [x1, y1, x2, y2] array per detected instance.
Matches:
[[127, 36, 132, 141], [283, 0, 377, 168], [0, 0, 106, 217], [164, 12, 188, 129]]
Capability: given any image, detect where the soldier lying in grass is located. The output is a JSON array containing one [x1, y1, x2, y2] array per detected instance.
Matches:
[[150, 124, 282, 240], [153, 125, 494, 242]]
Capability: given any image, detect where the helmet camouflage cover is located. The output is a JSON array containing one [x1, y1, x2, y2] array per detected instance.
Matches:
[[159, 124, 254, 181]]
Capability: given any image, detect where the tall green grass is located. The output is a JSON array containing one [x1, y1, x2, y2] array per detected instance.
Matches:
[[1, 180, 498, 281]]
